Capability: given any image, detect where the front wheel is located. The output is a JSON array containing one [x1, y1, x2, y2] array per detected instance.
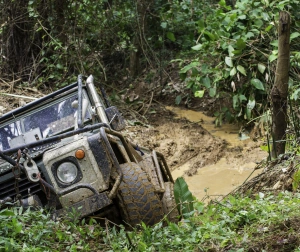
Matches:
[[116, 162, 164, 226]]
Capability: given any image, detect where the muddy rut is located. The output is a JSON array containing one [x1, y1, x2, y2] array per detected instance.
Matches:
[[125, 106, 267, 201]]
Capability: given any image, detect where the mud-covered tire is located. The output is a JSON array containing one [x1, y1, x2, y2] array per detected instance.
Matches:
[[162, 182, 179, 223], [116, 162, 164, 226]]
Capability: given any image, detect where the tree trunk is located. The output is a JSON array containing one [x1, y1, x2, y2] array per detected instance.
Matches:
[[129, 0, 147, 78], [271, 11, 290, 157]]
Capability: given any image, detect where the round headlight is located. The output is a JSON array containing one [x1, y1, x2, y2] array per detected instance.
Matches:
[[57, 162, 78, 184]]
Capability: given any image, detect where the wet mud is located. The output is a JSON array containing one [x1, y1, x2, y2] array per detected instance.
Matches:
[[126, 106, 267, 201]]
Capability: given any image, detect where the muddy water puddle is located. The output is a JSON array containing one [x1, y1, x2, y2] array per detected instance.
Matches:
[[167, 106, 267, 201]]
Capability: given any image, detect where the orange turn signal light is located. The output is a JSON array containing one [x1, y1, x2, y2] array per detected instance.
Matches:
[[75, 149, 85, 159]]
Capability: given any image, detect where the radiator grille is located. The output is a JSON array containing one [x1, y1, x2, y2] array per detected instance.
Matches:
[[0, 171, 42, 201]]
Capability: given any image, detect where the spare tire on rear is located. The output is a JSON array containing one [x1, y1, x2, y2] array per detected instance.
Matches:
[[116, 162, 164, 226]]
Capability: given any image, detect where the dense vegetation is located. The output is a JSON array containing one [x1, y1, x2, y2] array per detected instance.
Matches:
[[1, 0, 300, 251], [1, 0, 300, 123], [3, 190, 300, 251]]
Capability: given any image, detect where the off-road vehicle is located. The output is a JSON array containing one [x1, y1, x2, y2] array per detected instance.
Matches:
[[0, 75, 178, 226]]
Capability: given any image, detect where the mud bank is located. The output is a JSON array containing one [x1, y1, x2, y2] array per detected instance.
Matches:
[[126, 106, 267, 201]]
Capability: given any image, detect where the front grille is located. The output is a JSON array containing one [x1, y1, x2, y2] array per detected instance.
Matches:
[[0, 171, 42, 201]]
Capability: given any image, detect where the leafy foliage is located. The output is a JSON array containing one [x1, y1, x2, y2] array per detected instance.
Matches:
[[174, 0, 300, 123], [173, 177, 194, 217], [3, 191, 300, 250]]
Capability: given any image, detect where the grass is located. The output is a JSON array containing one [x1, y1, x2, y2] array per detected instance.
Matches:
[[2, 191, 300, 251]]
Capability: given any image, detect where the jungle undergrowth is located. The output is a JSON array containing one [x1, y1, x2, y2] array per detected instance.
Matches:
[[3, 190, 300, 251]]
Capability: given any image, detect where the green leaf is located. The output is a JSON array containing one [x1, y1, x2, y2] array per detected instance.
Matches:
[[179, 62, 200, 73], [238, 14, 247, 20], [175, 95, 182, 105], [160, 22, 167, 29], [197, 20, 205, 32], [245, 32, 254, 38], [167, 32, 176, 42], [230, 67, 237, 76], [265, 24, 273, 32], [0, 209, 15, 216], [290, 32, 300, 41], [225, 57, 233, 67], [202, 76, 211, 88], [257, 63, 266, 74], [233, 94, 239, 109], [174, 177, 194, 216], [239, 94, 247, 102], [195, 90, 205, 98], [247, 98, 256, 110], [204, 31, 216, 41], [236, 39, 246, 50], [270, 40, 278, 47], [56, 63, 63, 69], [209, 87, 216, 97], [269, 54, 277, 62], [260, 145, 269, 152], [251, 78, 264, 90], [191, 44, 203, 50], [237, 65, 247, 76], [228, 45, 235, 57]]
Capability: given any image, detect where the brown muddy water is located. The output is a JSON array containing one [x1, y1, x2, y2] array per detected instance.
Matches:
[[166, 107, 267, 201]]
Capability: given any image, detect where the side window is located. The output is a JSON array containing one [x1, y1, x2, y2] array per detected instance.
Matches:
[[0, 122, 21, 151]]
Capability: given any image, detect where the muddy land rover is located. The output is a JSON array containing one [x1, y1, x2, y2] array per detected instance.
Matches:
[[0, 75, 178, 226]]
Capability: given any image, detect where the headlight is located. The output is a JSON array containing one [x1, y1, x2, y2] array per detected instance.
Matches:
[[57, 162, 78, 184]]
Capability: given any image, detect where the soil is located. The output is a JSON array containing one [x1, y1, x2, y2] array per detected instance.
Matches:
[[123, 102, 268, 201]]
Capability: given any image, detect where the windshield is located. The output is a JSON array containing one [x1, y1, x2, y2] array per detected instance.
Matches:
[[0, 94, 91, 151]]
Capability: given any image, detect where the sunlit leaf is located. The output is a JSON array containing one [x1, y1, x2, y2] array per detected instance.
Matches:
[[245, 32, 254, 38], [251, 78, 265, 90], [257, 63, 266, 74], [179, 62, 200, 73], [270, 40, 278, 47], [204, 31, 216, 41], [160, 22, 167, 29], [290, 32, 300, 41], [260, 145, 269, 152], [194, 90, 205, 98], [174, 177, 194, 216], [167, 32, 176, 42], [237, 65, 246, 76], [247, 98, 255, 110], [225, 57, 233, 67], [191, 44, 203, 50], [239, 94, 247, 102], [228, 45, 235, 57], [209, 86, 216, 97], [265, 24, 273, 32], [269, 54, 277, 62], [230, 67, 237, 76]]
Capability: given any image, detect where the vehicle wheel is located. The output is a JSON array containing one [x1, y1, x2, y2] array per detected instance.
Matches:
[[116, 162, 164, 226], [162, 182, 179, 223]]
